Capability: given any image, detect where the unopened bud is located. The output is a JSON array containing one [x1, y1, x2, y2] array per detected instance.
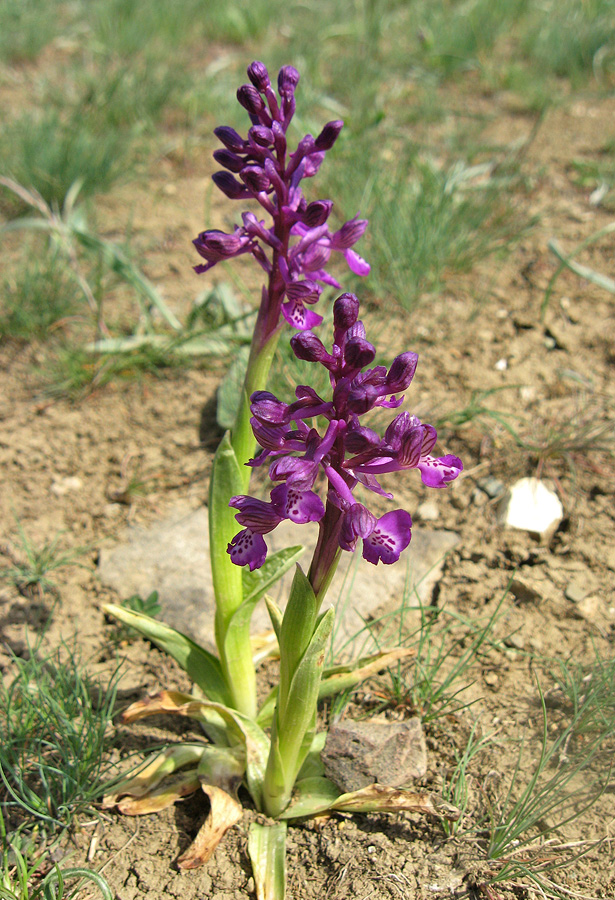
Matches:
[[302, 200, 333, 228], [333, 293, 360, 330], [240, 166, 270, 193], [278, 65, 300, 96], [314, 120, 344, 151], [237, 84, 265, 116], [247, 60, 270, 92], [213, 148, 245, 173], [214, 126, 245, 152]]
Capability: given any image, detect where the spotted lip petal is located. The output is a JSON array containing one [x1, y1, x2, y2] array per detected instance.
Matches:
[[227, 530, 268, 570], [362, 510, 412, 566]]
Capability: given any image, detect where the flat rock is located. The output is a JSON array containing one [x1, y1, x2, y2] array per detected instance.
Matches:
[[98, 503, 459, 653], [321, 718, 427, 792]]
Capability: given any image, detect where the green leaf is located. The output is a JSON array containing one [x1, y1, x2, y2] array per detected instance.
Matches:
[[277, 776, 341, 820], [209, 432, 245, 624], [103, 604, 230, 705], [264, 596, 283, 641], [296, 732, 327, 781], [248, 822, 287, 900], [222, 546, 304, 667], [217, 345, 251, 430], [242, 546, 304, 608]]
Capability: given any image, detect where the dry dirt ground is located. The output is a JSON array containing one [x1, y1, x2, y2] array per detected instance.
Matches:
[[1, 87, 615, 899]]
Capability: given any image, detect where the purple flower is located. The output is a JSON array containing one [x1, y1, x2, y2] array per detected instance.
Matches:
[[227, 293, 463, 582], [193, 61, 370, 331]]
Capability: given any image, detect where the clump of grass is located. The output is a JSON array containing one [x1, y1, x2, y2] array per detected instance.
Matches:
[[0, 253, 81, 343], [482, 663, 614, 897], [0, 0, 61, 63], [0, 808, 113, 900], [329, 142, 525, 311], [0, 522, 91, 600], [0, 641, 121, 834], [0, 112, 130, 214]]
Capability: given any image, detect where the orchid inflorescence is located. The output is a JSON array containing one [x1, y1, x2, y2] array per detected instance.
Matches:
[[193, 60, 369, 332], [228, 292, 463, 583]]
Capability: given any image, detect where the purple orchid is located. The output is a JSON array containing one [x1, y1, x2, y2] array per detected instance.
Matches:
[[227, 293, 463, 588], [193, 61, 369, 332]]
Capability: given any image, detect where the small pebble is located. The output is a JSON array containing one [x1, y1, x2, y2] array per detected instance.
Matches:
[[484, 671, 499, 687], [565, 581, 591, 604], [494, 358, 508, 371], [416, 500, 439, 521], [50, 476, 83, 496]]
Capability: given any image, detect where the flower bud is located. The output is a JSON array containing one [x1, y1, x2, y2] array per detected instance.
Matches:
[[193, 229, 244, 262], [214, 126, 245, 152], [301, 200, 333, 228], [237, 84, 266, 116], [247, 60, 270, 92], [314, 120, 344, 151], [290, 332, 332, 364], [278, 65, 300, 96], [240, 166, 270, 193], [249, 125, 274, 148], [213, 148, 245, 173], [385, 352, 418, 393], [212, 171, 248, 199], [333, 293, 360, 330], [344, 337, 376, 370]]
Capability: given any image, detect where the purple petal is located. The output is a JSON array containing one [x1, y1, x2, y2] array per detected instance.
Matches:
[[270, 484, 325, 524], [362, 510, 412, 566], [281, 300, 323, 331], [344, 248, 371, 276], [417, 455, 463, 488], [229, 496, 282, 534], [228, 529, 267, 570], [332, 217, 369, 249], [250, 391, 290, 424]]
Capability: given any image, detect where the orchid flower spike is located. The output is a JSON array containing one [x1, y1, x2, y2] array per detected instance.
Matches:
[[193, 61, 370, 331], [227, 293, 463, 573]]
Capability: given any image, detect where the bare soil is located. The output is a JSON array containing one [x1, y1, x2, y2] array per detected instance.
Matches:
[[1, 85, 614, 899]]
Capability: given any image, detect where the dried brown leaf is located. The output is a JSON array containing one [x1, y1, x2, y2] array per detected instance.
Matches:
[[176, 784, 243, 869], [331, 783, 460, 820]]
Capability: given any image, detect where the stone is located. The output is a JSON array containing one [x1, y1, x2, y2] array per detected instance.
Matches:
[[98, 503, 460, 653], [321, 718, 427, 792], [478, 476, 506, 499], [50, 476, 83, 496], [499, 478, 563, 537], [415, 500, 439, 521], [565, 580, 592, 604]]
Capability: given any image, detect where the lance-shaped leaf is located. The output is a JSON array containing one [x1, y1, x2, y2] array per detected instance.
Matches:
[[263, 584, 335, 818], [242, 546, 304, 610], [177, 784, 243, 869], [209, 431, 245, 625], [103, 603, 231, 707], [102, 743, 206, 807], [223, 546, 303, 671], [279, 781, 460, 822], [248, 822, 287, 900], [121, 690, 231, 745]]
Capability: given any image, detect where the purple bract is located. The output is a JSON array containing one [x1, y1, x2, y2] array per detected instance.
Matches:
[[227, 293, 463, 579], [193, 61, 369, 331]]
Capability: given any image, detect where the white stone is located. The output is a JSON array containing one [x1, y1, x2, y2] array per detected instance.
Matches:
[[494, 358, 508, 371], [415, 500, 439, 521], [500, 478, 563, 536], [50, 476, 83, 496]]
